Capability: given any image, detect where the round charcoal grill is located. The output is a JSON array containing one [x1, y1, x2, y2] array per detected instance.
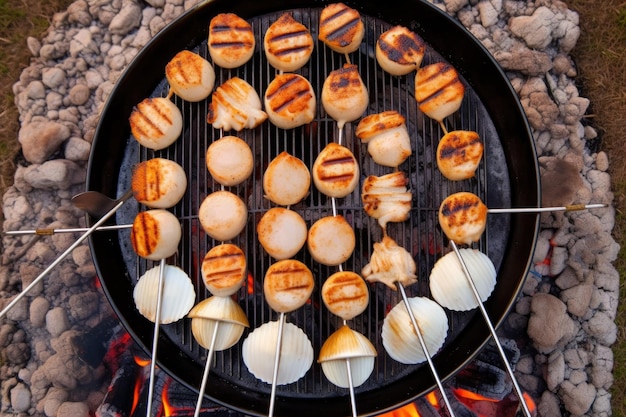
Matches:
[[85, 0, 540, 416]]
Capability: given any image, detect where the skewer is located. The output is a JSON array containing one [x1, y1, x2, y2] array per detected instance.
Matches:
[[268, 312, 286, 417], [146, 258, 167, 417], [5, 203, 605, 237], [193, 321, 220, 417], [397, 283, 457, 417], [344, 352, 358, 417], [488, 203, 607, 214], [0, 189, 133, 320], [449, 241, 532, 417], [3, 224, 132, 236]]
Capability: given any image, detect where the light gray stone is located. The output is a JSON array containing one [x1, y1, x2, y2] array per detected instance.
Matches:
[[45, 307, 70, 337], [18, 121, 70, 164], [10, 383, 31, 413], [527, 293, 577, 353]]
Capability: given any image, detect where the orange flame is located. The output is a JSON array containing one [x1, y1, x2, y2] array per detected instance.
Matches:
[[247, 272, 254, 295], [134, 355, 151, 368], [161, 377, 173, 416], [454, 388, 500, 403], [130, 372, 144, 416], [523, 392, 538, 413], [376, 402, 420, 417], [425, 391, 439, 409]]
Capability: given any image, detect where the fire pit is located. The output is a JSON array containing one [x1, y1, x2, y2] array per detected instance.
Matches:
[[0, 0, 618, 416]]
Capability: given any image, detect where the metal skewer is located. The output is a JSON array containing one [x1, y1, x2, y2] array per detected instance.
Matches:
[[488, 203, 607, 214], [146, 258, 167, 417], [3, 224, 132, 236], [0, 189, 133, 320], [344, 355, 358, 417], [193, 321, 220, 417], [397, 283, 457, 417], [449, 241, 532, 417], [268, 312, 286, 417]]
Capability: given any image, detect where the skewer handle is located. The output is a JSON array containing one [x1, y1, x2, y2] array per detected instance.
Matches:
[[0, 193, 130, 320], [2, 224, 132, 236], [488, 203, 607, 214], [449, 241, 533, 417]]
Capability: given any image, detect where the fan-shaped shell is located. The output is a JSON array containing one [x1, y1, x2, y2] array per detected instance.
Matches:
[[381, 297, 448, 364], [242, 320, 313, 385], [133, 264, 195, 324], [429, 248, 496, 311], [188, 296, 249, 351], [318, 325, 376, 388]]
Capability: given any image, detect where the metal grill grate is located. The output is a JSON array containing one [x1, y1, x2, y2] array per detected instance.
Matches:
[[88, 2, 537, 416]]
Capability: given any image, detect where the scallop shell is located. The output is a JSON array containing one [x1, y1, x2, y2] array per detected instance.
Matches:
[[381, 296, 448, 364], [188, 296, 249, 351], [429, 248, 496, 311], [318, 325, 376, 388], [242, 320, 313, 385], [133, 264, 196, 324]]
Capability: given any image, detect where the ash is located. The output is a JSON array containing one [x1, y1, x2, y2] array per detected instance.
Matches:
[[0, 0, 618, 416]]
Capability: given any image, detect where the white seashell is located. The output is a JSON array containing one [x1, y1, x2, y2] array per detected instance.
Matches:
[[429, 249, 496, 311], [242, 320, 313, 385], [188, 296, 249, 351], [318, 325, 376, 388], [133, 264, 196, 324], [381, 297, 448, 364]]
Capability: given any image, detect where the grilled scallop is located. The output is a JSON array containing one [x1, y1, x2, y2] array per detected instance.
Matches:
[[264, 73, 316, 129], [321, 271, 369, 320], [206, 77, 268, 131], [130, 209, 181, 261], [318, 3, 364, 54], [321, 63, 369, 129], [361, 235, 417, 291], [257, 207, 308, 260], [201, 243, 247, 296], [264, 13, 314, 73], [438, 191, 488, 245], [437, 130, 483, 181], [198, 190, 248, 241], [312, 142, 359, 198], [129, 97, 182, 150], [307, 215, 356, 266], [131, 158, 187, 209], [361, 171, 412, 230], [165, 50, 215, 102], [356, 110, 412, 168], [263, 259, 314, 313], [208, 13, 255, 69], [206, 136, 254, 186], [376, 25, 425, 76], [414, 62, 465, 123], [263, 151, 311, 206]]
